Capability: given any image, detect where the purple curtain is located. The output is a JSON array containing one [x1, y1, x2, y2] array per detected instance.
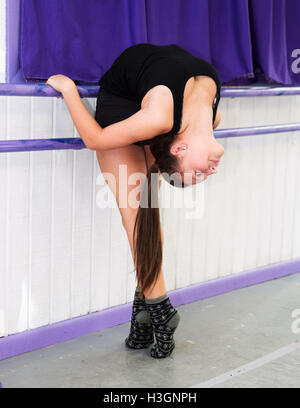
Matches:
[[248, 0, 300, 85], [20, 0, 300, 85]]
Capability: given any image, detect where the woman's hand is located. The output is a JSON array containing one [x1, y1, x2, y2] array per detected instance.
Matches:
[[46, 74, 75, 95]]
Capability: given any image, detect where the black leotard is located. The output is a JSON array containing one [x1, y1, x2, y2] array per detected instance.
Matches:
[[97, 43, 221, 146]]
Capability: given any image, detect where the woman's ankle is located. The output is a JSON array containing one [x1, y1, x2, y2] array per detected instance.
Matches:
[[144, 289, 167, 299], [145, 293, 168, 304]]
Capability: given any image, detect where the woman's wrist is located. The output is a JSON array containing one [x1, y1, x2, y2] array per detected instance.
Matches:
[[46, 74, 76, 96], [61, 80, 77, 97]]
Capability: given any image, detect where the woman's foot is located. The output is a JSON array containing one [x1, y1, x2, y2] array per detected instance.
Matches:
[[145, 294, 180, 358], [125, 287, 154, 349]]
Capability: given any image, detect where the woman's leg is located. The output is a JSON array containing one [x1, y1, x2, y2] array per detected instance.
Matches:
[[96, 143, 166, 298], [96, 143, 156, 349], [142, 146, 181, 358], [96, 143, 179, 357], [96, 144, 146, 260]]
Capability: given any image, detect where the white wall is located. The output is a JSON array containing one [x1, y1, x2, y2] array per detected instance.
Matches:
[[0, 0, 6, 82], [0, 93, 300, 337]]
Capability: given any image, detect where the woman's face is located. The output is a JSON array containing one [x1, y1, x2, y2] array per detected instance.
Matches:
[[170, 128, 224, 185]]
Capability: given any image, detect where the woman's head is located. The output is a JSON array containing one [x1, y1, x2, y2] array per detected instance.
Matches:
[[168, 121, 224, 186], [150, 114, 224, 187]]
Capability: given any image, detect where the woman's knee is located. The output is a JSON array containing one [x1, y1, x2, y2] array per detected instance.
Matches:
[[121, 207, 138, 230], [95, 144, 148, 222]]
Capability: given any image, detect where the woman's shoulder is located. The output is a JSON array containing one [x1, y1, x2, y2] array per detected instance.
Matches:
[[141, 85, 174, 133]]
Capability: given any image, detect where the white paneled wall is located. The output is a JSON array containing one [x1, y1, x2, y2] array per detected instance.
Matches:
[[0, 93, 300, 337]]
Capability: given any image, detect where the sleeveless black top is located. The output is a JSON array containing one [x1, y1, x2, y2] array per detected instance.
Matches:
[[98, 43, 221, 146]]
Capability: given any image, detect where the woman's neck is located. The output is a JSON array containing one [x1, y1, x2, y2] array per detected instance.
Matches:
[[179, 78, 215, 135], [188, 76, 216, 110]]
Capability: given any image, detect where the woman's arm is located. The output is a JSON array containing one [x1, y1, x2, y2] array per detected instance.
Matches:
[[62, 84, 168, 150], [46, 74, 170, 150], [46, 75, 102, 150], [62, 83, 103, 150]]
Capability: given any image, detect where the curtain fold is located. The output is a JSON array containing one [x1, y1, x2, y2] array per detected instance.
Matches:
[[20, 0, 300, 85], [248, 0, 300, 85], [144, 0, 253, 84]]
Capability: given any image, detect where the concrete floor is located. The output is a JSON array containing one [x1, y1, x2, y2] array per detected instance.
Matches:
[[0, 273, 300, 388]]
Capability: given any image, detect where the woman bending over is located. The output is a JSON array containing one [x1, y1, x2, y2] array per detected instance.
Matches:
[[46, 43, 224, 359]]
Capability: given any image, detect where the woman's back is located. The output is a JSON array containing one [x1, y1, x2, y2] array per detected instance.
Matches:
[[98, 43, 221, 144]]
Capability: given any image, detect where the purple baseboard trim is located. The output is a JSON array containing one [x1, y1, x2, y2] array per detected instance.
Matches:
[[0, 258, 300, 361]]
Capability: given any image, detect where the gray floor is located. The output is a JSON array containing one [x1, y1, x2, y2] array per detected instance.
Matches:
[[0, 273, 300, 388]]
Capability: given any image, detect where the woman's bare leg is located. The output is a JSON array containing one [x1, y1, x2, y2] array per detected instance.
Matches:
[[95, 144, 166, 299], [96, 144, 145, 256]]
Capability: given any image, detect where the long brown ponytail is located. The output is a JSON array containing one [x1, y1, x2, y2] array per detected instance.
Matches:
[[133, 161, 162, 298], [133, 134, 183, 299]]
